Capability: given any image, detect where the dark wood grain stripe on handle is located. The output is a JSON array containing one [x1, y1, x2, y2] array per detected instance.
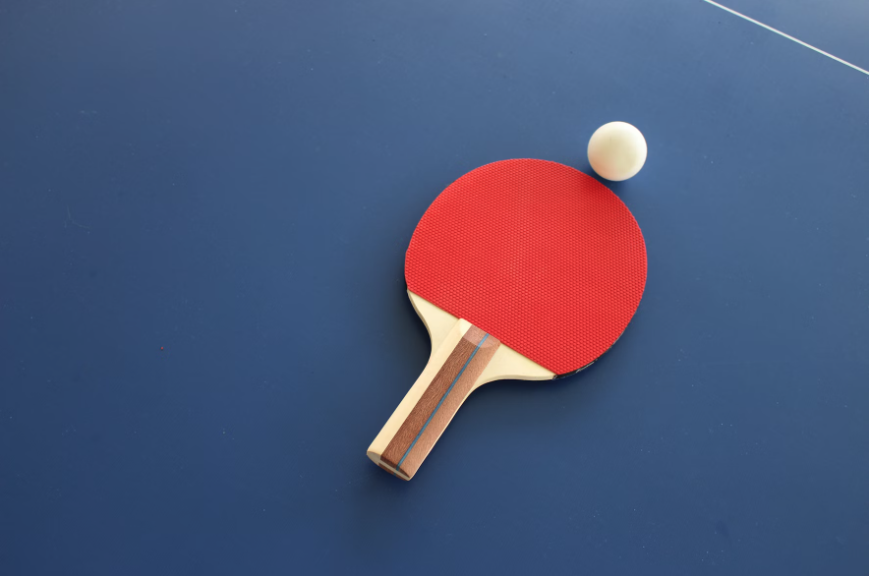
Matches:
[[381, 325, 500, 478], [377, 462, 399, 477]]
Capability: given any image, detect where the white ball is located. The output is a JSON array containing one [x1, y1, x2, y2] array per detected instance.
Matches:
[[587, 122, 647, 181]]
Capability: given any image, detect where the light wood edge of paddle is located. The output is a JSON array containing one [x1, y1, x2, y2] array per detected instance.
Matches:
[[366, 291, 555, 480]]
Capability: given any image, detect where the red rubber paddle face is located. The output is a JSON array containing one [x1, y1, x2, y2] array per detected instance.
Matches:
[[405, 159, 647, 376]]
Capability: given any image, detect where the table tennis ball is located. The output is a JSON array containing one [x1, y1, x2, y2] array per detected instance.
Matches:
[[587, 122, 647, 181]]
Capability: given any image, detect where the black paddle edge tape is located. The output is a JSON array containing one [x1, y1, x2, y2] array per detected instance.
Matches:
[[553, 327, 627, 379]]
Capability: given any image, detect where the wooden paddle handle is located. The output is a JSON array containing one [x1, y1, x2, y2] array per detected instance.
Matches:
[[366, 319, 501, 480]]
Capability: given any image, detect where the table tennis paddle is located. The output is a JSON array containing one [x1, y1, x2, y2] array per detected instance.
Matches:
[[367, 159, 647, 480]]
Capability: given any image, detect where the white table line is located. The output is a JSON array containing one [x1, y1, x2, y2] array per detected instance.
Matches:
[[703, 0, 869, 75]]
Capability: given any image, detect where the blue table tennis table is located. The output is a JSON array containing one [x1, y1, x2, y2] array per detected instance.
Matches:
[[1, 1, 867, 574]]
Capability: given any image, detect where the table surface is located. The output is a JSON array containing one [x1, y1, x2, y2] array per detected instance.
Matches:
[[1, 1, 867, 574]]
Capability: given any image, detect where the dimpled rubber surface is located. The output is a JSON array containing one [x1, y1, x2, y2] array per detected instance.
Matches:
[[406, 159, 647, 375]]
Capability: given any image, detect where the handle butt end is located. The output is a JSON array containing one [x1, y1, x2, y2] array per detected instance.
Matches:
[[367, 449, 412, 480]]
